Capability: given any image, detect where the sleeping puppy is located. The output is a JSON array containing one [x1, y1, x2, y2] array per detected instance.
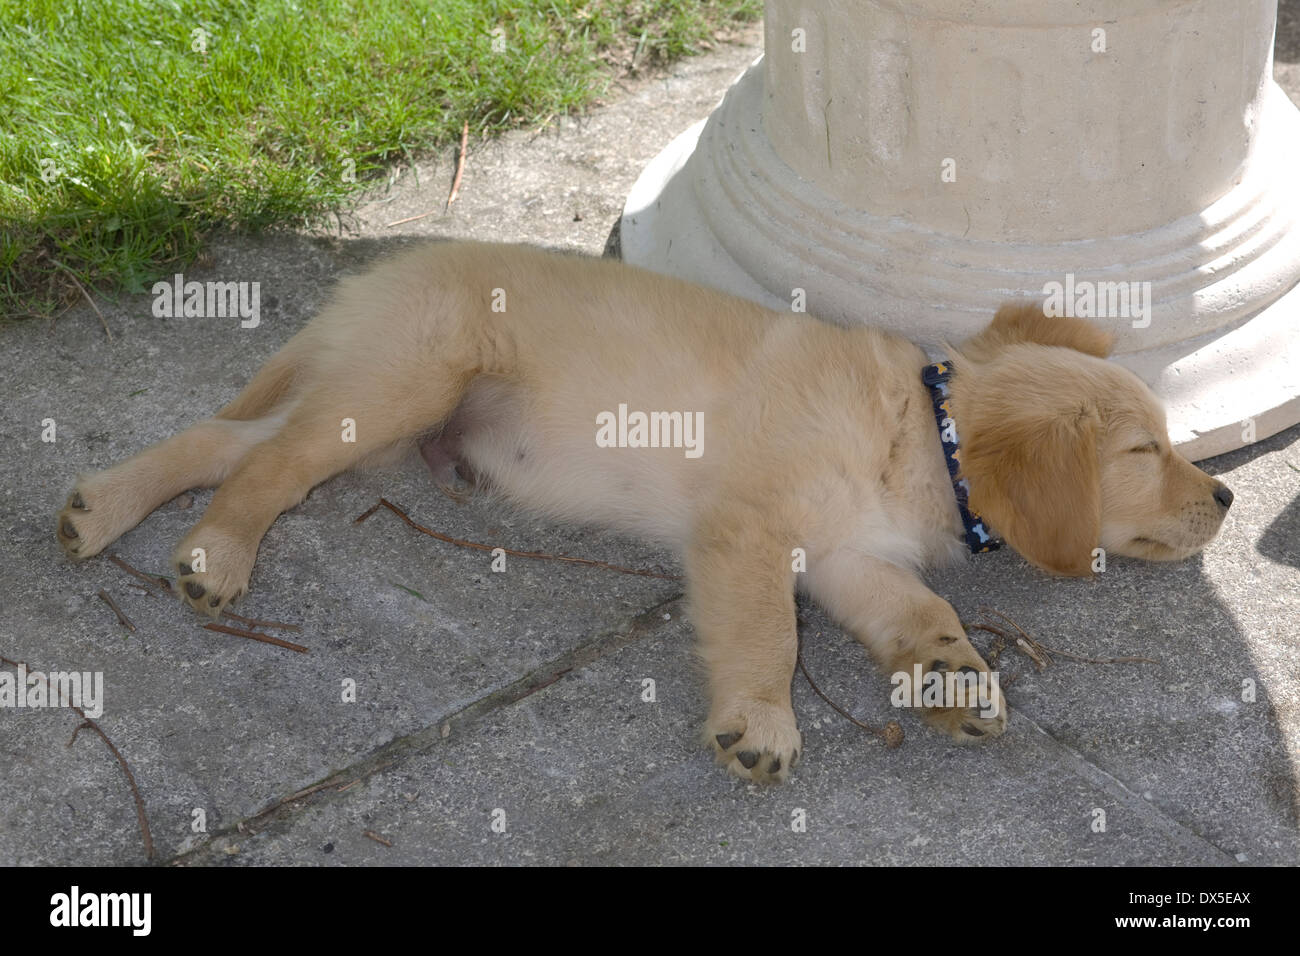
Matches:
[[55, 241, 1233, 783]]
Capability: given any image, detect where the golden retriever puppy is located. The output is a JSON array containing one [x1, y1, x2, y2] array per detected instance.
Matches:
[[55, 241, 1232, 783]]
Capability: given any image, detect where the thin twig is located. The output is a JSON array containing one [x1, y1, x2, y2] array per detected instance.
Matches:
[[363, 830, 393, 847], [1, 654, 154, 860], [203, 623, 308, 654], [384, 209, 440, 228], [109, 553, 300, 631], [445, 119, 469, 210], [108, 553, 172, 595], [219, 610, 302, 633], [795, 634, 903, 748], [356, 497, 680, 581], [96, 589, 136, 632], [283, 779, 340, 803], [1036, 646, 1157, 666], [50, 260, 112, 341], [976, 607, 1156, 667], [967, 622, 1011, 665], [66, 716, 154, 859], [274, 761, 396, 811], [979, 606, 1052, 670]]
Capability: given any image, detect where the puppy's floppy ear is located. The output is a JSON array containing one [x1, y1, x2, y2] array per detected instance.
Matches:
[[960, 301, 1115, 363], [960, 401, 1102, 577]]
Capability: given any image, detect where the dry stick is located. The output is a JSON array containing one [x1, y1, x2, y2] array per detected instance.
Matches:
[[108, 554, 171, 596], [795, 635, 904, 748], [968, 622, 1015, 661], [384, 209, 440, 228], [282, 779, 340, 804], [1039, 647, 1158, 666], [356, 497, 681, 581], [965, 623, 1024, 686], [363, 830, 393, 847], [445, 119, 469, 210], [108, 554, 301, 631], [276, 761, 396, 809], [977, 606, 1157, 667], [0, 654, 154, 860], [977, 606, 1052, 671], [50, 260, 112, 342], [67, 718, 154, 860], [220, 610, 302, 634], [967, 621, 1011, 665], [96, 589, 136, 632], [203, 622, 309, 655]]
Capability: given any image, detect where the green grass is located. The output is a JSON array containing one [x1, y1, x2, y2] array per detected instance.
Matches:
[[0, 0, 761, 319]]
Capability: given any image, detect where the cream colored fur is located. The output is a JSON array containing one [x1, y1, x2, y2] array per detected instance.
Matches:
[[56, 242, 1232, 783]]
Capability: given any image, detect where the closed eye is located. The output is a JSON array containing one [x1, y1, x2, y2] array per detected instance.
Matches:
[[1128, 441, 1159, 453]]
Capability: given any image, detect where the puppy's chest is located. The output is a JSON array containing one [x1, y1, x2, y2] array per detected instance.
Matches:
[[831, 406, 969, 569]]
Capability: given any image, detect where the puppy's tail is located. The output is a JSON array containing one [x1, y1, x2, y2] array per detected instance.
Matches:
[[215, 345, 304, 421]]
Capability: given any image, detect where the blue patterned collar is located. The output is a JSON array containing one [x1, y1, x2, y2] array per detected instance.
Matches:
[[921, 361, 1001, 554]]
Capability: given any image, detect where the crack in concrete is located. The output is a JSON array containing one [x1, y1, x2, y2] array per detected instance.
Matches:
[[167, 591, 684, 864], [1018, 714, 1239, 864], [169, 592, 1243, 866]]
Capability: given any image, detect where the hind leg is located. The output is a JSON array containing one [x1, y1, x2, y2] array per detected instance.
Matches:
[[56, 410, 292, 560], [172, 375, 469, 616], [56, 346, 304, 559]]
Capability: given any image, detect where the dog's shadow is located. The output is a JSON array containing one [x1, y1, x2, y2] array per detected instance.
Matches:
[[972, 425, 1299, 857], [791, 422, 1300, 863]]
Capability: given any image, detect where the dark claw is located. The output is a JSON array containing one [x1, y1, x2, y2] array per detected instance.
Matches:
[[178, 562, 193, 575], [736, 751, 760, 770], [715, 732, 743, 751], [929, 660, 949, 673], [768, 757, 781, 774], [208, 596, 221, 608], [961, 722, 986, 737], [61, 519, 78, 539], [958, 666, 979, 675], [70, 492, 85, 509], [185, 581, 206, 600]]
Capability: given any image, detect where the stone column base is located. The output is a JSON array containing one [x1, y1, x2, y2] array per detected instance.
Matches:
[[619, 61, 1300, 460]]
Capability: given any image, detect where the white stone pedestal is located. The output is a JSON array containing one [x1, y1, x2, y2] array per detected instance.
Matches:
[[619, 0, 1300, 459]]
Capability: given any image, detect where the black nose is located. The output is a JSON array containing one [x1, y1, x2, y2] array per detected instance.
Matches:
[[1213, 484, 1234, 510]]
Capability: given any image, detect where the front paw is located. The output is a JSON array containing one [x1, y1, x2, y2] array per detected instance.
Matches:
[[706, 700, 802, 784], [905, 639, 1008, 743], [171, 527, 255, 619]]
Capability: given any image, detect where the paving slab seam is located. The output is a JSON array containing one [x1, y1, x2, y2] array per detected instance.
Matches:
[[1019, 716, 1240, 864], [165, 592, 684, 864]]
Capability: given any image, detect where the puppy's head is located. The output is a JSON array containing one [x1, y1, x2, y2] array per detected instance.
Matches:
[[950, 302, 1232, 576]]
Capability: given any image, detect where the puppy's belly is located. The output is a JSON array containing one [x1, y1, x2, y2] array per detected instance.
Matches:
[[437, 378, 699, 546]]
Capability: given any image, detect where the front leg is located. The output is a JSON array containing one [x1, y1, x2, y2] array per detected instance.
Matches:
[[686, 505, 802, 784], [806, 553, 1007, 742]]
